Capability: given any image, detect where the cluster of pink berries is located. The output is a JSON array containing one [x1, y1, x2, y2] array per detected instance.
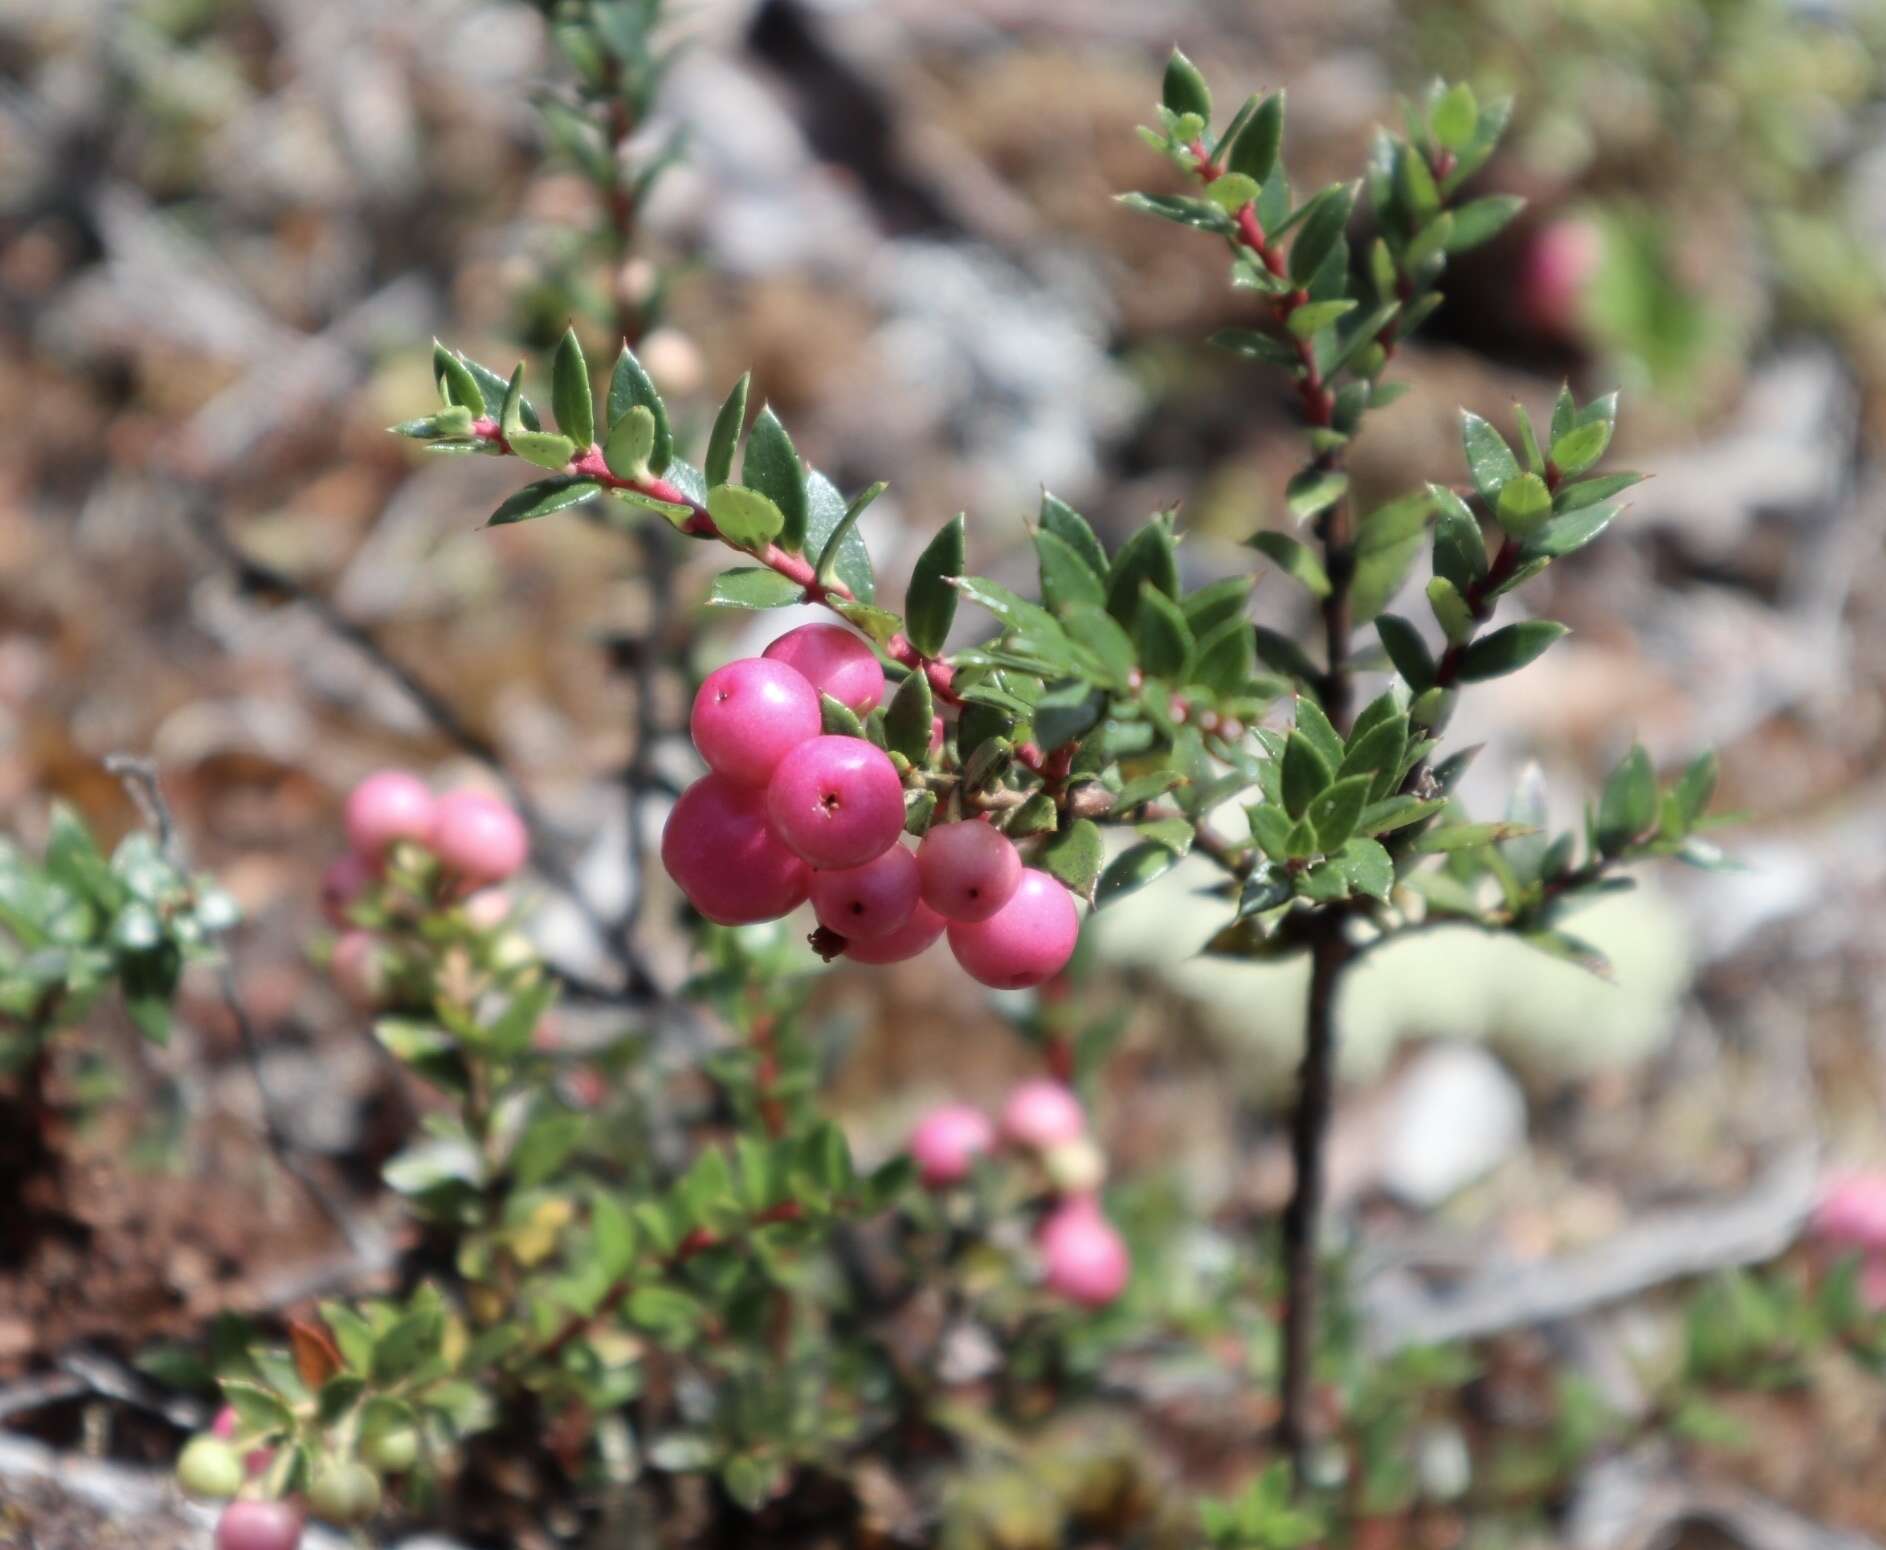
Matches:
[[661, 623, 1080, 989], [910, 1078, 1129, 1308], [1814, 1172, 1886, 1309], [321, 770, 528, 1007]]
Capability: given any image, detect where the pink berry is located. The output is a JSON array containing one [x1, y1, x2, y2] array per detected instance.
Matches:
[[917, 821, 1023, 923], [946, 868, 1079, 989], [1000, 1078, 1085, 1150], [809, 844, 921, 942], [1815, 1172, 1886, 1250], [911, 1104, 996, 1187], [690, 657, 822, 787], [763, 624, 885, 715], [330, 930, 389, 1009], [842, 900, 947, 964], [216, 1500, 305, 1550], [764, 735, 906, 870], [1039, 1198, 1129, 1307], [320, 854, 374, 928], [1522, 216, 1602, 336], [1864, 1255, 1886, 1311], [661, 774, 810, 925], [430, 791, 528, 886], [343, 771, 434, 861]]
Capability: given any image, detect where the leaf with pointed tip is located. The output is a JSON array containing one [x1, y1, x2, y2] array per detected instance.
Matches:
[[742, 409, 808, 553], [1228, 92, 1284, 183], [707, 569, 805, 610], [1306, 774, 1371, 853], [883, 671, 935, 765], [1249, 531, 1330, 597], [1133, 583, 1192, 678], [1376, 614, 1435, 690], [1042, 818, 1105, 902], [1281, 732, 1332, 819], [552, 328, 594, 447], [488, 477, 599, 526], [433, 344, 486, 414], [1460, 411, 1520, 501], [1162, 48, 1212, 122], [803, 472, 875, 603], [603, 404, 656, 480], [905, 516, 964, 656], [1039, 492, 1107, 576], [815, 482, 887, 593], [1288, 182, 1357, 285], [707, 485, 785, 549], [1549, 418, 1613, 477], [1118, 191, 1234, 233], [1096, 841, 1178, 908], [704, 374, 749, 489], [1596, 743, 1656, 853], [1104, 521, 1180, 628], [1286, 467, 1349, 523], [1035, 528, 1106, 612], [606, 346, 671, 474], [1456, 620, 1567, 681]]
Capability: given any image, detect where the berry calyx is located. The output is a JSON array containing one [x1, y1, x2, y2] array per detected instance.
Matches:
[[689, 657, 821, 787], [1039, 1197, 1130, 1307], [215, 1500, 305, 1550], [764, 735, 906, 870], [916, 821, 1023, 923], [808, 844, 921, 942], [429, 790, 528, 886], [343, 771, 434, 861], [911, 1103, 995, 1187], [763, 623, 885, 716], [842, 900, 948, 964], [946, 868, 1079, 988], [319, 853, 374, 928], [177, 1435, 244, 1499], [662, 774, 811, 924], [330, 930, 390, 1010], [1000, 1078, 1085, 1151]]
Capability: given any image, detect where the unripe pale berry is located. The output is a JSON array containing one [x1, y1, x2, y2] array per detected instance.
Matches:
[[947, 868, 1079, 989], [1043, 1135, 1108, 1196], [343, 771, 434, 861], [1000, 1078, 1085, 1151], [360, 1426, 418, 1473], [320, 853, 374, 927], [765, 735, 905, 870], [1039, 1198, 1130, 1308], [430, 790, 528, 886], [842, 900, 948, 964], [330, 930, 389, 1010], [809, 844, 920, 942], [911, 1103, 995, 1187], [916, 821, 1022, 923], [308, 1459, 382, 1524], [215, 1501, 305, 1550], [662, 774, 810, 924], [689, 657, 821, 787], [763, 623, 885, 716], [177, 1435, 244, 1499], [463, 887, 511, 930]]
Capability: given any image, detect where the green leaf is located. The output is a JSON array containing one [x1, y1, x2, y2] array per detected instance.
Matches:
[[1306, 774, 1371, 853], [1133, 583, 1192, 678], [1376, 614, 1435, 690], [707, 568, 804, 609], [1249, 531, 1331, 597], [1460, 411, 1520, 501], [1291, 696, 1343, 769], [1253, 625, 1321, 684], [703, 373, 749, 489], [1190, 616, 1257, 697], [488, 476, 601, 526], [1596, 743, 1656, 853], [805, 471, 875, 602], [1495, 471, 1553, 536], [1096, 842, 1178, 908], [1429, 485, 1487, 592], [1359, 794, 1444, 835], [1287, 299, 1356, 339], [1430, 83, 1478, 151], [1032, 682, 1107, 749], [1042, 818, 1104, 901], [1416, 821, 1531, 853], [1455, 620, 1567, 681], [1117, 191, 1234, 234], [1182, 575, 1255, 635], [1339, 836, 1394, 901], [1281, 732, 1332, 819], [1396, 141, 1441, 227], [1061, 604, 1138, 686], [509, 430, 576, 471], [1550, 418, 1613, 477], [1211, 327, 1301, 368], [603, 404, 656, 480], [1673, 750, 1718, 826], [1203, 172, 1262, 213], [883, 671, 935, 765], [1289, 182, 1357, 285], [1447, 194, 1524, 252], [707, 484, 786, 549], [1351, 491, 1433, 623], [1034, 528, 1106, 612], [1555, 471, 1643, 512], [820, 694, 865, 739], [1286, 467, 1349, 523], [1525, 504, 1616, 559], [1427, 576, 1474, 642], [742, 408, 808, 553], [1228, 92, 1284, 184], [607, 345, 672, 475], [815, 481, 887, 593], [1039, 492, 1108, 576], [498, 363, 529, 439], [433, 343, 486, 415], [1104, 519, 1180, 628], [551, 327, 594, 447], [220, 1380, 295, 1439], [1162, 47, 1212, 122]]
